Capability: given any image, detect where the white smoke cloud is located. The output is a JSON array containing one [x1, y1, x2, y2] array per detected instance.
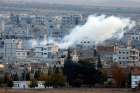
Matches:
[[29, 15, 135, 49], [29, 37, 55, 48], [29, 39, 47, 48], [58, 15, 135, 48], [29, 39, 38, 48]]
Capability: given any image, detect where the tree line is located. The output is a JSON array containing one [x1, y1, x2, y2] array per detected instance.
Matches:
[[0, 58, 132, 88]]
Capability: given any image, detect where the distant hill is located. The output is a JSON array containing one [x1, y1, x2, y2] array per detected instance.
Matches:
[[0, 1, 140, 16]]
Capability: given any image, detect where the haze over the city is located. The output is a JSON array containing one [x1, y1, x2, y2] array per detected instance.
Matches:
[[1, 0, 140, 8]]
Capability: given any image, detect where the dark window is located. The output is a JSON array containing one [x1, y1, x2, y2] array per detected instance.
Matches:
[[50, 25, 53, 28]]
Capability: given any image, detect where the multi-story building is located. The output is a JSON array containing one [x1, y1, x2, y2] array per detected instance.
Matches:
[[32, 16, 46, 25], [47, 14, 83, 42], [0, 17, 5, 33], [122, 25, 140, 49], [96, 45, 115, 67], [16, 49, 30, 59], [33, 44, 58, 58], [4, 39, 16, 63], [74, 40, 95, 59], [0, 39, 4, 62], [113, 47, 140, 67], [33, 43, 59, 64]]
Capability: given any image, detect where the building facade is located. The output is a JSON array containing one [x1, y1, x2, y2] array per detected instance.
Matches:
[[113, 47, 140, 67]]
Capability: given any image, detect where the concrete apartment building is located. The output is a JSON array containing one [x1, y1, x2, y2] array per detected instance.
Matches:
[[33, 43, 60, 64], [46, 14, 83, 42], [113, 47, 140, 67], [122, 25, 140, 49], [4, 39, 16, 63], [16, 49, 30, 59], [96, 45, 115, 68], [73, 39, 96, 60]]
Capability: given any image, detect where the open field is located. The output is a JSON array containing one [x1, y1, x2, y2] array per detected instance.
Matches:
[[0, 88, 140, 93]]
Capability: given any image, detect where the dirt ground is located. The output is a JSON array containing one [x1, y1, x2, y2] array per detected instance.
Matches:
[[0, 88, 139, 93]]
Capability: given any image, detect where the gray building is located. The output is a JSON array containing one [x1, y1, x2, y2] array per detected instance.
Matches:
[[4, 39, 16, 63], [47, 14, 83, 42]]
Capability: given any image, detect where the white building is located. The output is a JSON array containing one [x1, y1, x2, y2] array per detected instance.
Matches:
[[13, 81, 45, 89], [16, 49, 30, 59], [34, 43, 59, 58], [32, 43, 60, 64], [131, 67, 140, 89], [13, 81, 30, 89]]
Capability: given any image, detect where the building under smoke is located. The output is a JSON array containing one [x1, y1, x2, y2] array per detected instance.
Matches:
[[46, 14, 83, 42]]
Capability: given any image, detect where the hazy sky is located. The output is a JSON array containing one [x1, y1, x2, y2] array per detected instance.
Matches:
[[4, 0, 140, 7]]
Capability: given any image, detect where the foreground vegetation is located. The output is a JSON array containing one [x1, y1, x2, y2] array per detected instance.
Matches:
[[0, 53, 137, 88]]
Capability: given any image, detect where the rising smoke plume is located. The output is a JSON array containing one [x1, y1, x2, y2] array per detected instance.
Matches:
[[30, 15, 135, 49], [58, 15, 135, 49]]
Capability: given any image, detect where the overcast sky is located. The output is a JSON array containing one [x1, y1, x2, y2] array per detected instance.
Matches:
[[4, 0, 140, 7]]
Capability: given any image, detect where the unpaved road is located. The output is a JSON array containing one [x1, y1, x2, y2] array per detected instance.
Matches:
[[0, 88, 139, 93]]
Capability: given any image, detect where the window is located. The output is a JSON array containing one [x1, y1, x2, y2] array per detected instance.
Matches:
[[135, 81, 138, 85], [132, 37, 135, 39], [50, 25, 53, 28], [27, 52, 29, 55], [43, 48, 47, 50], [22, 53, 25, 55], [17, 53, 20, 55], [48, 47, 51, 50]]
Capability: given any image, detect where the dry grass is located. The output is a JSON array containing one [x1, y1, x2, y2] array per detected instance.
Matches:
[[0, 88, 139, 93]]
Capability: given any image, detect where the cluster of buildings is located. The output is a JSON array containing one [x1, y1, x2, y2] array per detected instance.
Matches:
[[0, 13, 86, 88], [0, 12, 140, 88], [0, 13, 85, 65], [96, 27, 140, 68]]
